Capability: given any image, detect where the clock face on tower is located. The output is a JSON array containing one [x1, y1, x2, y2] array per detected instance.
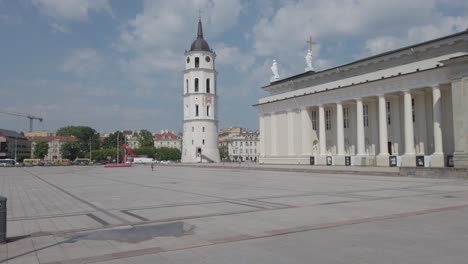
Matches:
[[186, 57, 190, 64], [205, 56, 210, 62]]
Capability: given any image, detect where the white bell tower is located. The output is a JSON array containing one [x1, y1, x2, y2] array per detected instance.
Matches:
[[181, 18, 220, 163]]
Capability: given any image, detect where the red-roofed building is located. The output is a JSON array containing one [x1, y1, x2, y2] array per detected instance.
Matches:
[[153, 130, 181, 151], [28, 136, 77, 160]]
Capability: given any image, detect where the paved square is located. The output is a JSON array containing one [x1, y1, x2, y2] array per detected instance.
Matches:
[[1, 165, 468, 263]]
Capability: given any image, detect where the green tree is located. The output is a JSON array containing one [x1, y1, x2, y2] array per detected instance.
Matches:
[[101, 131, 125, 149], [56, 126, 100, 156], [61, 142, 81, 160], [33, 140, 49, 159], [138, 129, 154, 148], [219, 145, 228, 161], [135, 146, 157, 158], [89, 149, 117, 162], [155, 147, 181, 161]]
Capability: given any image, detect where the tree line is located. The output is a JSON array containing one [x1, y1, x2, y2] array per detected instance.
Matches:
[[32, 126, 181, 161]]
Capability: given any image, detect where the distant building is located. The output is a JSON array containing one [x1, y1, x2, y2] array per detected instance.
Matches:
[[0, 129, 31, 160], [122, 130, 140, 149], [228, 131, 260, 162], [154, 130, 182, 151], [28, 136, 77, 160], [24, 130, 56, 137], [218, 127, 244, 147]]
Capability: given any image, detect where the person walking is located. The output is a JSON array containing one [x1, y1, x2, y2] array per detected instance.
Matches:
[[151, 163, 154, 172]]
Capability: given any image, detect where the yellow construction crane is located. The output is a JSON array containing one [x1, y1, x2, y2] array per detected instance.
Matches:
[[0, 110, 43, 132]]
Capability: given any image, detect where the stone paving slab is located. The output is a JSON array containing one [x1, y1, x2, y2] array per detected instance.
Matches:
[[1, 166, 468, 263]]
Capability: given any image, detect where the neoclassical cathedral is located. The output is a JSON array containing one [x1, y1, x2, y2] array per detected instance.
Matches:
[[181, 18, 220, 163], [256, 30, 468, 168]]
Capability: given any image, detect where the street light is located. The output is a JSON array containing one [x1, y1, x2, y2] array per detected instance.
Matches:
[[89, 138, 92, 161], [14, 138, 17, 164]]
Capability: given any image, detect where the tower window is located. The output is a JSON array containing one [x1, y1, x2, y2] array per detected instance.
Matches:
[[202, 139, 205, 145], [195, 57, 199, 68], [412, 98, 415, 123], [186, 79, 188, 93], [195, 104, 199, 117], [207, 105, 210, 116], [195, 78, 199, 92], [202, 127, 205, 132], [192, 126, 194, 132], [206, 79, 210, 93]]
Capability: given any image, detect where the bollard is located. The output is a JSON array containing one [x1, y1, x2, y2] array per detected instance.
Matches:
[[0, 196, 6, 244]]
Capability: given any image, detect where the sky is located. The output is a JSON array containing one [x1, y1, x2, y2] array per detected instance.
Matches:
[[1, 0, 467, 134]]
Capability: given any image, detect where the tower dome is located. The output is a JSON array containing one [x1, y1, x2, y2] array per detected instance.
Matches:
[[190, 19, 211, 52]]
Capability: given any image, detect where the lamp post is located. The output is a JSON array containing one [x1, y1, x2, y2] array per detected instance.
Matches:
[[89, 139, 92, 162], [14, 138, 17, 164], [116, 133, 119, 163]]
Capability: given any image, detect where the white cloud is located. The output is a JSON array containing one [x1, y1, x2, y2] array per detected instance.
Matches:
[[62, 49, 104, 77], [115, 0, 244, 81], [49, 22, 70, 33], [31, 0, 112, 21], [116, 0, 243, 52], [214, 43, 255, 72], [363, 14, 468, 56], [252, 0, 439, 56], [251, 0, 468, 77]]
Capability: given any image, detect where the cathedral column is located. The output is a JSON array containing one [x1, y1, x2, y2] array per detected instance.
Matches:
[[377, 95, 389, 166], [356, 99, 365, 155], [271, 113, 278, 156], [431, 85, 444, 167], [301, 108, 313, 156], [402, 90, 416, 166], [318, 105, 326, 156], [287, 110, 296, 156], [259, 114, 266, 158], [335, 102, 345, 165]]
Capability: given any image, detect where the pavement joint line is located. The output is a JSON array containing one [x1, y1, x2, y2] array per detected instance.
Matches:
[[164, 164, 401, 177], [36, 202, 468, 264], [120, 200, 226, 212], [92, 174, 232, 201], [31, 187, 468, 238], [245, 198, 291, 208], [224, 200, 278, 209], [22, 168, 131, 225], [120, 210, 150, 222], [7, 211, 98, 221], [86, 213, 111, 226], [7, 211, 95, 222]]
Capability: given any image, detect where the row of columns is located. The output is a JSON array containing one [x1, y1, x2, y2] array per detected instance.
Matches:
[[260, 85, 445, 166], [315, 86, 444, 161]]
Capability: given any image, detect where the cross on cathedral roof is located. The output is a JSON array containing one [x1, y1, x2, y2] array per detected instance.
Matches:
[[306, 36, 316, 52]]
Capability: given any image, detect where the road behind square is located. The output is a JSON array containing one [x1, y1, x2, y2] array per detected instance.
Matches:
[[1, 165, 468, 264]]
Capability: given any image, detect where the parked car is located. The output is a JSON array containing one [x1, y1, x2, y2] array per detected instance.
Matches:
[[0, 159, 15, 167]]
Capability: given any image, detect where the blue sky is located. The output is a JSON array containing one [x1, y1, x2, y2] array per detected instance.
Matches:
[[1, 0, 467, 134]]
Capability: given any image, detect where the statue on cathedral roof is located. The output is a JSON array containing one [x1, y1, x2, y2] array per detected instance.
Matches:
[[305, 36, 315, 72], [270, 60, 280, 82]]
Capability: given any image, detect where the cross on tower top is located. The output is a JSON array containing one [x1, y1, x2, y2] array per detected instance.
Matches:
[[306, 36, 316, 52], [198, 8, 203, 20]]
